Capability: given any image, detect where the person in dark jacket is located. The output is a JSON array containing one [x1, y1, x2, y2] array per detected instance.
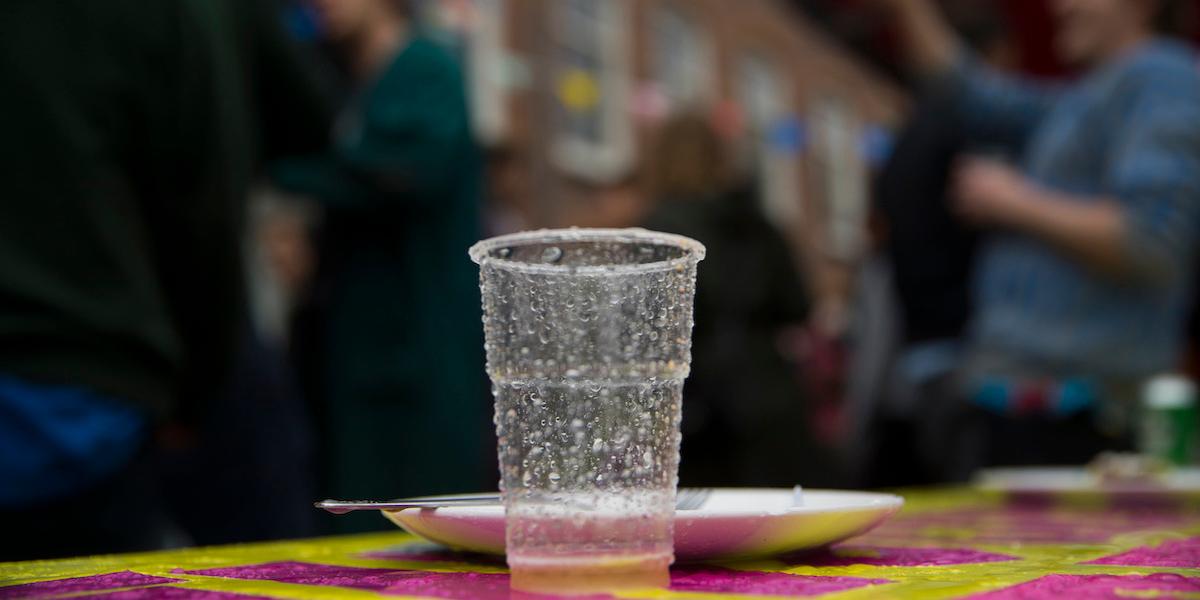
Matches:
[[640, 114, 814, 487], [868, 10, 1015, 485], [0, 0, 250, 559], [154, 0, 335, 546]]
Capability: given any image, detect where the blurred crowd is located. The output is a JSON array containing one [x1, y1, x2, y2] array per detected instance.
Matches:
[[2, 0, 1199, 560]]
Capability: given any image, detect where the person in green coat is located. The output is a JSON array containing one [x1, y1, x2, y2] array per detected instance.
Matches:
[[276, 0, 488, 532]]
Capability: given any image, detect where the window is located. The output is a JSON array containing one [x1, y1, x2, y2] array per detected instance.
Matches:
[[651, 5, 714, 111], [736, 54, 802, 229], [464, 0, 509, 144], [423, 0, 510, 144], [738, 55, 784, 131], [551, 0, 634, 181], [810, 96, 867, 259]]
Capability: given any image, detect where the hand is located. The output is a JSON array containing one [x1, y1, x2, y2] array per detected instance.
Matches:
[[951, 157, 1036, 227], [259, 212, 315, 295]]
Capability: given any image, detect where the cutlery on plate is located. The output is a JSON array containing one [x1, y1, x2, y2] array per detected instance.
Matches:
[[316, 488, 713, 514]]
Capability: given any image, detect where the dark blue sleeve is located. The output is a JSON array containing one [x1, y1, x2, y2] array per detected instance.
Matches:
[[934, 51, 1062, 155], [1106, 69, 1200, 285]]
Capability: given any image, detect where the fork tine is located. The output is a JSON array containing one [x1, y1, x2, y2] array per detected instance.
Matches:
[[674, 489, 690, 510], [676, 487, 711, 510]]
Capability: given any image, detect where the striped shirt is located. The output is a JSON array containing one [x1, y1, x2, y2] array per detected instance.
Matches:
[[946, 39, 1200, 381]]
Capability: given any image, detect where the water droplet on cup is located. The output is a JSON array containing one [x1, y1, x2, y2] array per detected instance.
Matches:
[[541, 246, 563, 263], [497, 247, 512, 259]]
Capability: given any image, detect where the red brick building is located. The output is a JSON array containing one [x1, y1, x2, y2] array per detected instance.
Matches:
[[434, 0, 906, 288]]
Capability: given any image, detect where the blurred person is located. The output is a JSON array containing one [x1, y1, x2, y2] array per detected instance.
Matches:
[[639, 114, 818, 487], [148, 0, 334, 547], [881, 0, 1200, 477], [879, 6, 1017, 357], [158, 194, 322, 546], [0, 0, 249, 559], [864, 4, 1018, 486], [274, 0, 488, 532]]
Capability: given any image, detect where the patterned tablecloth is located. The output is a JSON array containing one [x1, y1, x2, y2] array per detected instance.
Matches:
[[3, 488, 1199, 599]]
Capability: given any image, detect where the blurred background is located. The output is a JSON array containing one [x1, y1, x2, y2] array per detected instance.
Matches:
[[3, 0, 1200, 559]]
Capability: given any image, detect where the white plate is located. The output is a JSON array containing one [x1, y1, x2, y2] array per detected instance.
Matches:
[[382, 488, 903, 562], [976, 466, 1200, 494]]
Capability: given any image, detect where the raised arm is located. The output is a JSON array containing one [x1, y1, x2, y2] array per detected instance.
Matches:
[[878, 0, 960, 78], [879, 0, 1059, 152]]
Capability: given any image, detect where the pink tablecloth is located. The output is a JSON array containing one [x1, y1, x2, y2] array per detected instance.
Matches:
[[2, 487, 1198, 598]]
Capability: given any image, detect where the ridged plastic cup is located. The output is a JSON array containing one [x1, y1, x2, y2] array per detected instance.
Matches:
[[469, 228, 705, 594]]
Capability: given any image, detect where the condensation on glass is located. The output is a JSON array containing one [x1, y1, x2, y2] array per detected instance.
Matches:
[[470, 228, 704, 594]]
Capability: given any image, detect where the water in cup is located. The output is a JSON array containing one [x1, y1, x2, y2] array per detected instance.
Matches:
[[470, 229, 704, 594]]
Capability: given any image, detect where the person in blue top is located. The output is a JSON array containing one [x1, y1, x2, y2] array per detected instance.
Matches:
[[276, 0, 488, 532], [880, 0, 1200, 477]]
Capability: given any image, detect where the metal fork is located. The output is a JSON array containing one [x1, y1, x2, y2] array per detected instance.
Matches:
[[675, 487, 712, 510], [317, 488, 713, 514]]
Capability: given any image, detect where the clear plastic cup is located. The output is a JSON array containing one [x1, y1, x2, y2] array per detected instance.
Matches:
[[469, 228, 705, 594]]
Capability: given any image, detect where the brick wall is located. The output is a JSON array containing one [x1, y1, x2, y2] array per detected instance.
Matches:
[[483, 0, 906, 270]]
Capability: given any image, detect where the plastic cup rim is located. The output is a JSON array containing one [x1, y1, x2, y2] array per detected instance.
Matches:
[[468, 227, 706, 275]]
